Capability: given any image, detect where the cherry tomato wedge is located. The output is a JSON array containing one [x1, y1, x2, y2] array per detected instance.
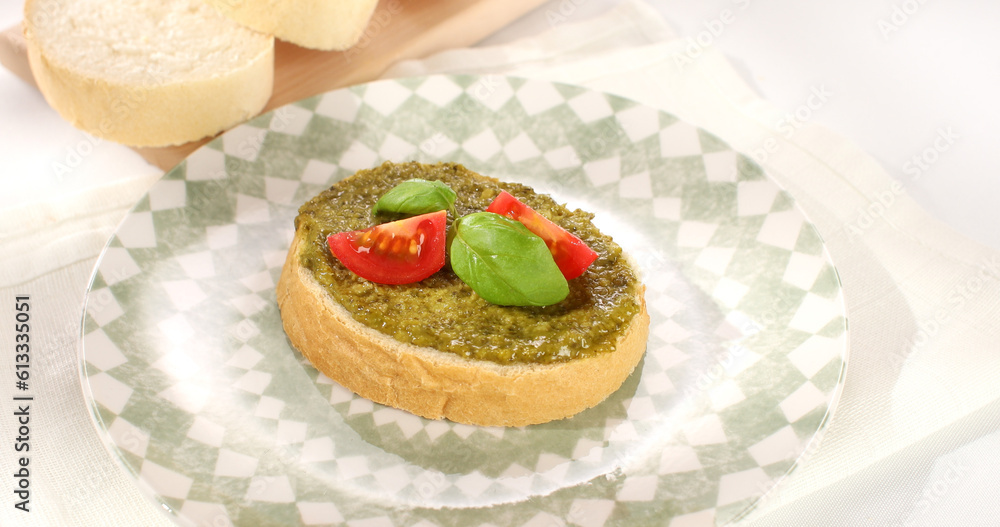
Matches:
[[486, 191, 599, 280], [327, 210, 447, 285]]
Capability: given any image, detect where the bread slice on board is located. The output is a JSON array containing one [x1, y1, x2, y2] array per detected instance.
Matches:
[[23, 0, 274, 147], [202, 0, 380, 51], [276, 231, 651, 428]]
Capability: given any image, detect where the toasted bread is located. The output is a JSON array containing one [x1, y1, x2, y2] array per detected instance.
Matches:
[[277, 165, 649, 427]]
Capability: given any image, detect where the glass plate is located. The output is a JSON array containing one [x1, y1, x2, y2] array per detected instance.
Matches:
[[81, 75, 848, 527]]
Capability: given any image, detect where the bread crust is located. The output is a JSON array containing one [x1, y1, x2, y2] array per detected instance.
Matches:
[[277, 229, 650, 427], [23, 0, 275, 147], [202, 0, 379, 51]]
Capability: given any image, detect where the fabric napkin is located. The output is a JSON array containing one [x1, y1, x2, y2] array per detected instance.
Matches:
[[2, 1, 997, 525], [0, 175, 170, 526]]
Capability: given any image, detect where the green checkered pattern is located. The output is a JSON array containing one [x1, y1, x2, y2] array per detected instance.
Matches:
[[81, 75, 847, 527]]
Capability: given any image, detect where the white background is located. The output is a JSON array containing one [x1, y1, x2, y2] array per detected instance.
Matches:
[[3, 0, 998, 251]]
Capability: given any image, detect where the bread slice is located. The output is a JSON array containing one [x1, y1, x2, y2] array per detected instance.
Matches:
[[201, 0, 379, 51], [23, 0, 274, 147], [276, 225, 650, 428]]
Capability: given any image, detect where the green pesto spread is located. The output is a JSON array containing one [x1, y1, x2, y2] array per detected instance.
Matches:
[[294, 161, 641, 365]]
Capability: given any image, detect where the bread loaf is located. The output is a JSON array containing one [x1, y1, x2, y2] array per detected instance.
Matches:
[[201, 0, 380, 51], [23, 0, 274, 147]]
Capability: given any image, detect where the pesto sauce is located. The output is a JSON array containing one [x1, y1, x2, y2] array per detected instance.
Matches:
[[294, 161, 641, 365]]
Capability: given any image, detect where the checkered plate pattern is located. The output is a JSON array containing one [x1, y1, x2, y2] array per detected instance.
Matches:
[[81, 75, 848, 527]]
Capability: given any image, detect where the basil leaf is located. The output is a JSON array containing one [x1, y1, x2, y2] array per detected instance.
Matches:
[[372, 179, 457, 217], [449, 212, 569, 307]]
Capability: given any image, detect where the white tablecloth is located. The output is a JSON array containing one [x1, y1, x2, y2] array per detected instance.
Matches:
[[1, 1, 998, 525]]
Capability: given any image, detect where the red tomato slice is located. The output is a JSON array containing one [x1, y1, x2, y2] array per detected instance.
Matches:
[[327, 210, 447, 285], [486, 191, 599, 280]]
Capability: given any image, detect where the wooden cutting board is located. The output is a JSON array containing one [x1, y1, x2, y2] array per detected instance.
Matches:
[[0, 0, 548, 170]]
